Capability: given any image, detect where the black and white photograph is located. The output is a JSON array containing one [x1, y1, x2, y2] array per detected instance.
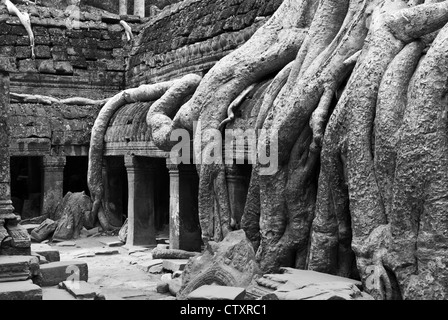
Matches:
[[0, 0, 447, 308]]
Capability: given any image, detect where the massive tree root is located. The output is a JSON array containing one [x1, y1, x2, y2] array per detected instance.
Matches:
[[87, 0, 448, 299], [88, 79, 181, 230]]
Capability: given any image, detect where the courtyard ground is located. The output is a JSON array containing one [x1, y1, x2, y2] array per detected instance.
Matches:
[[41, 236, 176, 300]]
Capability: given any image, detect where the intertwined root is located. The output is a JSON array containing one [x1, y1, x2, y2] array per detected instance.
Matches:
[[85, 0, 448, 299]]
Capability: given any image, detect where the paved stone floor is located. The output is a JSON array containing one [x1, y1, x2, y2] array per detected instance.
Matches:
[[45, 236, 175, 300]]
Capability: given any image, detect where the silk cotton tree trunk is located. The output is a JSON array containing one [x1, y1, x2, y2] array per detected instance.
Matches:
[[88, 0, 448, 300]]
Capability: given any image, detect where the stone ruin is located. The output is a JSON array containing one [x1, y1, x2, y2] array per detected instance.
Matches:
[[0, 0, 447, 301]]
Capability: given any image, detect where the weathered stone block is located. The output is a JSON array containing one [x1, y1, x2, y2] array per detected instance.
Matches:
[[163, 259, 188, 272], [0, 255, 40, 282], [30, 218, 57, 242], [35, 46, 52, 59], [156, 282, 170, 293], [31, 243, 60, 262], [59, 280, 99, 299], [136, 259, 163, 272], [54, 61, 73, 74], [188, 285, 246, 300], [0, 281, 42, 300], [39, 261, 88, 287]]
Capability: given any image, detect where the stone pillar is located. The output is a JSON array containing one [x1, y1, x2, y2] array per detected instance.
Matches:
[[225, 164, 248, 228], [41, 156, 66, 220], [0, 72, 14, 219], [125, 156, 156, 247], [119, 0, 128, 15], [167, 163, 180, 249], [134, 0, 145, 17], [0, 71, 14, 245], [0, 69, 31, 255], [102, 157, 125, 227], [167, 163, 201, 251]]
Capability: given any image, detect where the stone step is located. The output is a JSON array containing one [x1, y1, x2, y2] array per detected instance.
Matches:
[[0, 255, 40, 283], [31, 243, 60, 262], [162, 259, 188, 272], [187, 285, 246, 300], [59, 281, 100, 299], [38, 261, 88, 287], [0, 281, 42, 300]]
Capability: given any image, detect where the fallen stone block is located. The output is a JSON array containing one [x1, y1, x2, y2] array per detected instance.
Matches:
[[168, 278, 182, 297], [59, 280, 100, 299], [31, 243, 60, 262], [100, 240, 124, 247], [39, 261, 88, 287], [188, 285, 246, 300], [71, 250, 95, 258], [156, 282, 170, 294], [148, 264, 164, 274], [30, 219, 57, 242], [42, 288, 77, 300], [163, 259, 189, 272], [21, 224, 41, 234], [32, 253, 49, 265], [0, 281, 42, 300], [94, 248, 119, 255], [55, 241, 76, 247], [152, 248, 199, 259], [0, 255, 40, 282], [136, 259, 163, 272], [261, 281, 368, 300]]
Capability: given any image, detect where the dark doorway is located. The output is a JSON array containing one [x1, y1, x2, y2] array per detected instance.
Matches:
[[63, 156, 90, 196], [10, 156, 42, 219], [154, 158, 169, 237]]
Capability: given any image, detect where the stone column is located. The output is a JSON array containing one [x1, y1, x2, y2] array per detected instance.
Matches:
[[167, 163, 180, 249], [134, 0, 145, 17], [0, 71, 14, 245], [225, 164, 248, 228], [41, 156, 66, 220], [0, 72, 14, 218], [119, 0, 128, 15], [168, 163, 201, 251], [102, 157, 125, 227], [125, 156, 156, 247], [1, 69, 31, 255]]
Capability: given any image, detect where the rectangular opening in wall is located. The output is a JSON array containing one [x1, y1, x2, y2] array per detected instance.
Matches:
[[63, 156, 90, 196], [10, 156, 42, 219]]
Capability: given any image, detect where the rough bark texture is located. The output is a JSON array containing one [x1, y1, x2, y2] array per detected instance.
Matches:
[[87, 0, 448, 300]]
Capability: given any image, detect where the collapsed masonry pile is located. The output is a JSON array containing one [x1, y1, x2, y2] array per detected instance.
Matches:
[[20, 191, 118, 244], [0, 243, 105, 300]]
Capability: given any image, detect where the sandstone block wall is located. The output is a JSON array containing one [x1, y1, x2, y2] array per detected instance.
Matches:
[[0, 3, 140, 99], [126, 0, 282, 86]]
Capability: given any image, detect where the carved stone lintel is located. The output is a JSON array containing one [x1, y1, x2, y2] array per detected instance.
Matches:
[[5, 217, 31, 249], [42, 156, 66, 170]]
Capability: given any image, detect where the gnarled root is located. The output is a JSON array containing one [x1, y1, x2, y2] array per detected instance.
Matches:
[[146, 74, 202, 151], [88, 80, 178, 230], [2, 0, 35, 58]]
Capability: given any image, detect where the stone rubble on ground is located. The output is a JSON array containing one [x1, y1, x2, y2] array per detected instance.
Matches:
[[187, 285, 246, 300]]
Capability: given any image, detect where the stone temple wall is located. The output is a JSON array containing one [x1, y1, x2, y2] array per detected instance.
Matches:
[[0, 3, 142, 156], [0, 4, 141, 99], [1, 0, 282, 156], [126, 0, 282, 87]]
